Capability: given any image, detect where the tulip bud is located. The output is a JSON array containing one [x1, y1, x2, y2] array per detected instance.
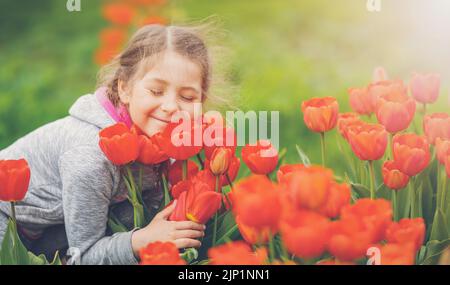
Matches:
[[209, 147, 232, 176]]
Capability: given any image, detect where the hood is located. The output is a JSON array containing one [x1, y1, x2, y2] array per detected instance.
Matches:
[[68, 92, 116, 129]]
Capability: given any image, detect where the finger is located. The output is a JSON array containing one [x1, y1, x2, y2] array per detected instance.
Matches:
[[174, 221, 206, 231], [173, 230, 204, 240], [174, 238, 202, 249], [157, 200, 177, 220]]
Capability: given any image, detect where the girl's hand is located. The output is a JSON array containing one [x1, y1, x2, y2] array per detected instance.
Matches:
[[131, 201, 206, 257]]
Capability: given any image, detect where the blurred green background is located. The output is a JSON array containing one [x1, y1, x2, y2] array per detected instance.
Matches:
[[1, 0, 450, 175]]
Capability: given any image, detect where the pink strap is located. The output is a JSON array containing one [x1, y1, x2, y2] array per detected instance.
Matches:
[[95, 87, 133, 128]]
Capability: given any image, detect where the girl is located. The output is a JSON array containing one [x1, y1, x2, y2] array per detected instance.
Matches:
[[0, 24, 219, 265]]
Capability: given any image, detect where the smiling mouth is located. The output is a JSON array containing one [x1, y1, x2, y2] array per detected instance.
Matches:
[[151, 116, 171, 124]]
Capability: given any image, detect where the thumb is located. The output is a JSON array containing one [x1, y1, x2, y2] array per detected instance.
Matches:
[[159, 200, 177, 220]]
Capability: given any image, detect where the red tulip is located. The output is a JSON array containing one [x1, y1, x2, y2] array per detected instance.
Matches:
[[346, 122, 388, 161], [232, 175, 281, 231], [301, 97, 339, 132], [378, 243, 416, 265], [139, 241, 186, 265], [169, 180, 222, 224], [276, 164, 308, 184], [280, 165, 333, 210], [409, 73, 440, 104], [221, 156, 240, 186], [340, 198, 392, 242], [317, 181, 351, 218], [102, 3, 136, 26], [99, 27, 126, 50], [368, 80, 406, 106], [137, 134, 169, 165], [436, 138, 450, 165], [167, 160, 198, 186], [242, 140, 278, 175], [170, 180, 191, 199], [337, 112, 361, 140], [423, 113, 450, 145], [280, 209, 330, 259], [392, 133, 430, 176], [203, 156, 240, 187], [209, 147, 232, 176], [327, 217, 375, 261], [203, 127, 237, 160], [0, 159, 31, 202], [375, 89, 416, 133], [348, 87, 376, 115], [99, 123, 139, 165], [155, 119, 203, 160], [191, 169, 216, 191], [386, 218, 425, 252], [235, 216, 270, 245], [382, 160, 410, 190], [208, 241, 267, 265]]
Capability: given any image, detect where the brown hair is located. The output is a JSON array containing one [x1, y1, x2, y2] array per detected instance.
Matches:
[[96, 20, 235, 110]]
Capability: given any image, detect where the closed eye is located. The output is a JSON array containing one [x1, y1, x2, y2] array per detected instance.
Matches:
[[150, 89, 164, 96], [180, 95, 195, 102]]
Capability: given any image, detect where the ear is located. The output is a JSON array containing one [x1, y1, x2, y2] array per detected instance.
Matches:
[[118, 79, 131, 105]]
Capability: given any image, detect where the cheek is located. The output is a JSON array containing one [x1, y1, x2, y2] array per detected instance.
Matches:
[[178, 101, 203, 119]]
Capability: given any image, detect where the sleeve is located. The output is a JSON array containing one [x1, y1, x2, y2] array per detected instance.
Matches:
[[58, 145, 139, 265]]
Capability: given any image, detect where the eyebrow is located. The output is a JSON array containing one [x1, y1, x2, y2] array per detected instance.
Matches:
[[148, 78, 200, 94]]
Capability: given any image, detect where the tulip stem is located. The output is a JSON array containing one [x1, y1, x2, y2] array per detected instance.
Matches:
[[441, 172, 447, 211], [182, 160, 187, 181], [196, 154, 204, 169], [268, 231, 275, 262], [320, 132, 326, 166], [392, 190, 398, 222], [225, 173, 234, 190], [409, 177, 416, 218], [389, 133, 394, 159], [369, 160, 376, 199], [10, 202, 16, 224], [437, 162, 442, 208], [212, 176, 220, 246]]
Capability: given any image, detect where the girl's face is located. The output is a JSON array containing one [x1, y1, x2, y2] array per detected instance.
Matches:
[[118, 51, 203, 136]]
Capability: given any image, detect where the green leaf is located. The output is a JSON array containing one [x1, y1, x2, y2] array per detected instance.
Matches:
[[162, 173, 171, 207], [397, 186, 411, 220], [350, 183, 370, 199], [0, 219, 30, 265], [421, 176, 435, 230], [419, 238, 450, 265], [180, 248, 198, 264], [295, 144, 311, 166], [108, 212, 128, 233], [430, 208, 449, 242], [375, 184, 391, 200]]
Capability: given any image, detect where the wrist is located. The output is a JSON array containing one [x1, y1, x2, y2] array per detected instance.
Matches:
[[131, 228, 145, 259]]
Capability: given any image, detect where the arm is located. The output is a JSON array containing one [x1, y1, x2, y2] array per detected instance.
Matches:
[[59, 145, 138, 265]]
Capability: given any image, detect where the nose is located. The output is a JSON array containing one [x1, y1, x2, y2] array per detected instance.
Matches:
[[160, 92, 179, 116]]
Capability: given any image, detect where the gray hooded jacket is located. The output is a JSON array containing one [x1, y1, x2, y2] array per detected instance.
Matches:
[[0, 93, 163, 265]]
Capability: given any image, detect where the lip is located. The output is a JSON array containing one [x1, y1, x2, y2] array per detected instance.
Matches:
[[150, 115, 171, 124]]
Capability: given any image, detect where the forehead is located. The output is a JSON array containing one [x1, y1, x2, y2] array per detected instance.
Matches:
[[139, 51, 202, 87]]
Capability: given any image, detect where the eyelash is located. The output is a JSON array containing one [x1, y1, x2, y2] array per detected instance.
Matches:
[[150, 89, 163, 96], [149, 89, 196, 102], [180, 95, 195, 102]]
